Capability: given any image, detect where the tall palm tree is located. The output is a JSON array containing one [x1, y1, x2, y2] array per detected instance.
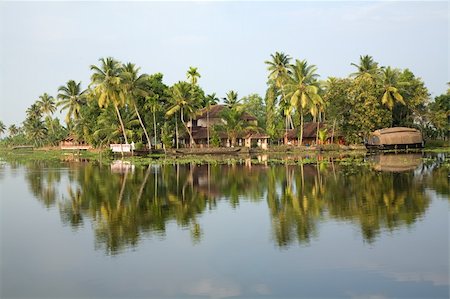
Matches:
[[90, 57, 129, 144], [265, 52, 292, 135], [121, 62, 152, 150], [26, 103, 43, 119], [186, 66, 201, 86], [8, 124, 19, 137], [217, 106, 258, 147], [166, 81, 199, 147], [0, 121, 5, 137], [57, 80, 86, 124], [145, 94, 161, 148], [37, 93, 56, 116], [350, 55, 380, 79], [379, 66, 405, 110], [204, 93, 219, 146], [37, 93, 56, 133], [223, 90, 240, 107], [286, 59, 323, 146]]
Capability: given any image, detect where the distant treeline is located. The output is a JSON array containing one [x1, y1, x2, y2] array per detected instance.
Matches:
[[0, 54, 448, 148]]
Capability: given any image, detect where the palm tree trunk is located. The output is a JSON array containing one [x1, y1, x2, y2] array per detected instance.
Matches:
[[331, 118, 336, 144], [134, 103, 151, 152], [207, 109, 210, 147], [180, 108, 195, 147], [114, 104, 128, 144], [299, 110, 304, 146], [175, 116, 179, 149], [153, 109, 157, 149]]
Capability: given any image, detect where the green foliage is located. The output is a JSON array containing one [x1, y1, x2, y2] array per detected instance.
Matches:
[[161, 122, 174, 149], [210, 126, 221, 147], [241, 93, 266, 128]]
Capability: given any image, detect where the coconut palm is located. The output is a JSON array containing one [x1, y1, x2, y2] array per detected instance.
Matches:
[[26, 103, 43, 119], [204, 93, 219, 146], [144, 94, 161, 148], [57, 80, 86, 124], [350, 55, 380, 79], [186, 66, 201, 86], [217, 106, 258, 147], [286, 59, 323, 146], [93, 107, 139, 145], [379, 67, 405, 110], [8, 124, 19, 137], [0, 121, 5, 137], [121, 62, 152, 150], [37, 93, 56, 116], [223, 90, 240, 107], [265, 52, 292, 134], [37, 93, 56, 133], [166, 81, 200, 146], [90, 57, 129, 144]]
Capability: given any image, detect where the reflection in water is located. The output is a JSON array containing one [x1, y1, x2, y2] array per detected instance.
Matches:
[[7, 153, 449, 254]]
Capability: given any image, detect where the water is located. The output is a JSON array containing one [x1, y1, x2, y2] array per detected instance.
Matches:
[[1, 153, 449, 298]]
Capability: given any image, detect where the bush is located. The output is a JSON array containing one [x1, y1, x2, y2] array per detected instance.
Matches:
[[425, 139, 448, 148]]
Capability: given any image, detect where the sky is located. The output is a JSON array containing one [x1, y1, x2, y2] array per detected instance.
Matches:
[[0, 1, 448, 127]]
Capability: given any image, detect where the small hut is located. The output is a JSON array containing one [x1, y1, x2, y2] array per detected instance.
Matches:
[[60, 135, 91, 150], [365, 127, 423, 150]]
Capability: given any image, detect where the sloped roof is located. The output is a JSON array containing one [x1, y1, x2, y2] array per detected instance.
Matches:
[[195, 105, 257, 121], [285, 122, 327, 139]]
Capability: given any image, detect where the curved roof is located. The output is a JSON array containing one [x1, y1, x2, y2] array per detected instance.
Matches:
[[374, 127, 420, 135]]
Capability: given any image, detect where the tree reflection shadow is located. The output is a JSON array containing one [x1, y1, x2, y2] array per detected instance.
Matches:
[[8, 153, 448, 254]]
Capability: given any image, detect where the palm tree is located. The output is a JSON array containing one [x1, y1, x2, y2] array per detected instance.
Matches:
[[26, 103, 43, 119], [204, 93, 219, 146], [217, 106, 258, 147], [350, 55, 380, 79], [57, 80, 86, 124], [285, 59, 323, 146], [8, 124, 19, 137], [93, 107, 139, 145], [166, 81, 199, 147], [265, 52, 292, 135], [223, 90, 240, 107], [121, 62, 152, 150], [90, 57, 129, 144], [37, 93, 56, 133], [379, 67, 405, 110], [145, 94, 161, 148], [37, 93, 56, 116], [0, 121, 5, 137], [186, 66, 201, 86]]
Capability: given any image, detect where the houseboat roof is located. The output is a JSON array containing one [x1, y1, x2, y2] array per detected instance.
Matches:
[[373, 127, 421, 135]]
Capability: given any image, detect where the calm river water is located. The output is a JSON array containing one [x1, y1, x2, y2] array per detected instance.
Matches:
[[1, 153, 449, 299]]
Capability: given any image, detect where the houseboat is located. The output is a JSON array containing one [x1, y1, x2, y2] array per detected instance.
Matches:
[[365, 127, 424, 150]]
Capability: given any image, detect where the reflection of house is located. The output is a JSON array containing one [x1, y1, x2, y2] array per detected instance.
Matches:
[[284, 122, 344, 146], [60, 135, 91, 150], [181, 105, 269, 149]]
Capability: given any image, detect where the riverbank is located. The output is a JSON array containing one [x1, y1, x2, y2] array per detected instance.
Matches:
[[0, 145, 448, 167]]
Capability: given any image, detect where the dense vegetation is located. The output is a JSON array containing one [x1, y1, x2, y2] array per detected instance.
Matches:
[[0, 54, 448, 148]]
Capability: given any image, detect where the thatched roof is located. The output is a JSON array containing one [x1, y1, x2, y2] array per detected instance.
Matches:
[[285, 122, 328, 139], [195, 105, 257, 121], [370, 127, 422, 145]]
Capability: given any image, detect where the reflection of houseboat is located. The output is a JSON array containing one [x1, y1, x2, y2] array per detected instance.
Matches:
[[365, 127, 423, 150], [367, 153, 422, 172]]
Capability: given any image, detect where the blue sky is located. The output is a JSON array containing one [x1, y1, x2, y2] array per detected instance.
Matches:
[[0, 1, 448, 126]]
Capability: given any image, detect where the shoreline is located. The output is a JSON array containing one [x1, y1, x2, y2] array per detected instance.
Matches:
[[0, 146, 448, 167]]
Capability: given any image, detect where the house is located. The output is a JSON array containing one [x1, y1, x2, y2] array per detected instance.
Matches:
[[60, 135, 91, 150], [284, 122, 344, 146], [181, 105, 269, 149]]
